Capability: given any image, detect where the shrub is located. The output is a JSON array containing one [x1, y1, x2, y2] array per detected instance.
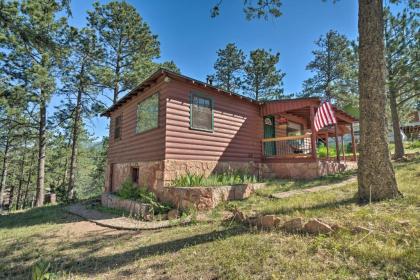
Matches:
[[317, 145, 337, 158], [172, 170, 258, 187], [116, 178, 171, 214]]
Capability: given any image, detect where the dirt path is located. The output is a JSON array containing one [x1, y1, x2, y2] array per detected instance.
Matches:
[[271, 176, 357, 199]]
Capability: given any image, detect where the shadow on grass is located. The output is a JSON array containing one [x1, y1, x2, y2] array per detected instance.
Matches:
[[0, 204, 79, 229], [75, 226, 247, 275], [2, 224, 249, 278]]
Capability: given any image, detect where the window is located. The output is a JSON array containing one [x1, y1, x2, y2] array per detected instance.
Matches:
[[131, 167, 139, 184], [287, 121, 302, 136], [190, 93, 213, 131], [114, 115, 122, 140], [136, 93, 159, 133]]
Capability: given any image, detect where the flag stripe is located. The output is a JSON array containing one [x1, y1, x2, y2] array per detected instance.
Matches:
[[313, 101, 337, 132]]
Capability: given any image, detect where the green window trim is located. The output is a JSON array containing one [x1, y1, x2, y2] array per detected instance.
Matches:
[[189, 91, 214, 132], [135, 92, 159, 134]]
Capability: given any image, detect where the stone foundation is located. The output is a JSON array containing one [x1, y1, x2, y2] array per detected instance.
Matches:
[[265, 160, 357, 180], [158, 183, 266, 210], [104, 159, 357, 209], [106, 161, 164, 193]]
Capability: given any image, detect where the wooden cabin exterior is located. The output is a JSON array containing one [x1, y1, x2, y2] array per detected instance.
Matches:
[[102, 69, 357, 196]]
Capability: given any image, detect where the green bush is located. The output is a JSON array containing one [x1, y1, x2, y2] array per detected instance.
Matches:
[[317, 145, 337, 158], [172, 170, 258, 187], [116, 179, 171, 214]]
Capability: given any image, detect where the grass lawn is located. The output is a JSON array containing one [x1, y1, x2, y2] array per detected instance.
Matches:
[[0, 158, 419, 279]]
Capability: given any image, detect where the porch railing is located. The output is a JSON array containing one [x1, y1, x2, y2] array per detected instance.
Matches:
[[261, 133, 313, 159]]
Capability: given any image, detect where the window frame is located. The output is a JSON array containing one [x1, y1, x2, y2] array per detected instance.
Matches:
[[135, 92, 160, 135], [113, 114, 122, 141], [189, 91, 214, 132]]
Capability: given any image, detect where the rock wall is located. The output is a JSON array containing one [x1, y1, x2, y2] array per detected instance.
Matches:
[[158, 183, 266, 210], [101, 192, 153, 220]]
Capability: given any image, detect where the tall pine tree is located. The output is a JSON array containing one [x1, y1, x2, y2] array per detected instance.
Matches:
[[243, 49, 285, 101], [212, 43, 245, 92], [301, 30, 358, 107], [87, 1, 160, 104]]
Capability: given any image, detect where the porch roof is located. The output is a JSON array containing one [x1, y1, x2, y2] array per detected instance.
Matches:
[[260, 98, 357, 125]]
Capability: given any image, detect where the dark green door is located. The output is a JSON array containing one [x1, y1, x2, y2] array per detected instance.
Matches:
[[264, 116, 276, 156]]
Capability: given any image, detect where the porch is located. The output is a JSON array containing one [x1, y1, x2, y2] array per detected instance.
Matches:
[[260, 98, 358, 179]]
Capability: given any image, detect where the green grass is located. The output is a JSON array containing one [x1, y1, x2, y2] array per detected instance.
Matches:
[[0, 158, 419, 279], [389, 140, 420, 154], [171, 171, 258, 187]]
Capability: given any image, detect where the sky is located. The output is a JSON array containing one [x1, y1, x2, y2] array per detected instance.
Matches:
[[60, 0, 360, 139]]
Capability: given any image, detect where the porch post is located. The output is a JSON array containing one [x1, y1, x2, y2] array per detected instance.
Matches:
[[310, 106, 317, 160], [334, 124, 340, 163], [350, 123, 357, 161], [325, 131, 329, 160], [341, 134, 346, 161]]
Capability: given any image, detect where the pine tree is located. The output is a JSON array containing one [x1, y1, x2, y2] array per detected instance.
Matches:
[[243, 49, 285, 101], [212, 43, 245, 92], [0, 0, 70, 207], [357, 0, 400, 201], [385, 7, 419, 159], [61, 27, 104, 200], [87, 1, 160, 104], [302, 30, 358, 107]]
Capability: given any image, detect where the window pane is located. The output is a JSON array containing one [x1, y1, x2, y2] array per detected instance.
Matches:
[[114, 116, 122, 140], [136, 93, 159, 133], [191, 95, 212, 130]]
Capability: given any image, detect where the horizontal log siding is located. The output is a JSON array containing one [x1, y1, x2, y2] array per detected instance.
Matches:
[[108, 79, 168, 163], [165, 80, 263, 162]]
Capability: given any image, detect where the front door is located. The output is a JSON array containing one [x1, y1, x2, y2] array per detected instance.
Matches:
[[264, 116, 276, 156]]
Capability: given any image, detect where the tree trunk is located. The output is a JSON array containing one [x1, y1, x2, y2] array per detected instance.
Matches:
[[389, 88, 404, 159], [15, 140, 27, 210], [35, 94, 47, 207], [357, 0, 400, 202], [22, 152, 35, 209], [67, 88, 83, 200], [0, 134, 10, 209]]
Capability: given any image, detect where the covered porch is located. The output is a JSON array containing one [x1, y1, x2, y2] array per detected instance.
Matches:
[[260, 98, 357, 179]]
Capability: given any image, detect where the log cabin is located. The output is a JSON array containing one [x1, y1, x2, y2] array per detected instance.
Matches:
[[101, 69, 357, 196]]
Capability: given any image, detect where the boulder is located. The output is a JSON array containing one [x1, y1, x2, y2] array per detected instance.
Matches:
[[260, 215, 281, 229], [167, 209, 179, 220], [303, 219, 333, 234], [281, 217, 304, 233]]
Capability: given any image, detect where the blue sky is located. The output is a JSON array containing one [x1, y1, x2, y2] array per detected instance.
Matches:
[[62, 0, 359, 139]]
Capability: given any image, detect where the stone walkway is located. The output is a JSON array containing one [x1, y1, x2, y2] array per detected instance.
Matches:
[[66, 203, 191, 231], [271, 176, 357, 199]]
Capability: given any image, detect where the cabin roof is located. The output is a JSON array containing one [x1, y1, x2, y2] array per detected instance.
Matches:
[[100, 68, 357, 123], [100, 68, 258, 117]]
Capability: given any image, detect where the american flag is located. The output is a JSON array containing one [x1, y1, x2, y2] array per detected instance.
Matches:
[[314, 102, 337, 132]]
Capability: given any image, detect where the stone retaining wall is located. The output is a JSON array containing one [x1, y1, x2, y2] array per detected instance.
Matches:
[[157, 183, 266, 210], [101, 193, 153, 220]]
